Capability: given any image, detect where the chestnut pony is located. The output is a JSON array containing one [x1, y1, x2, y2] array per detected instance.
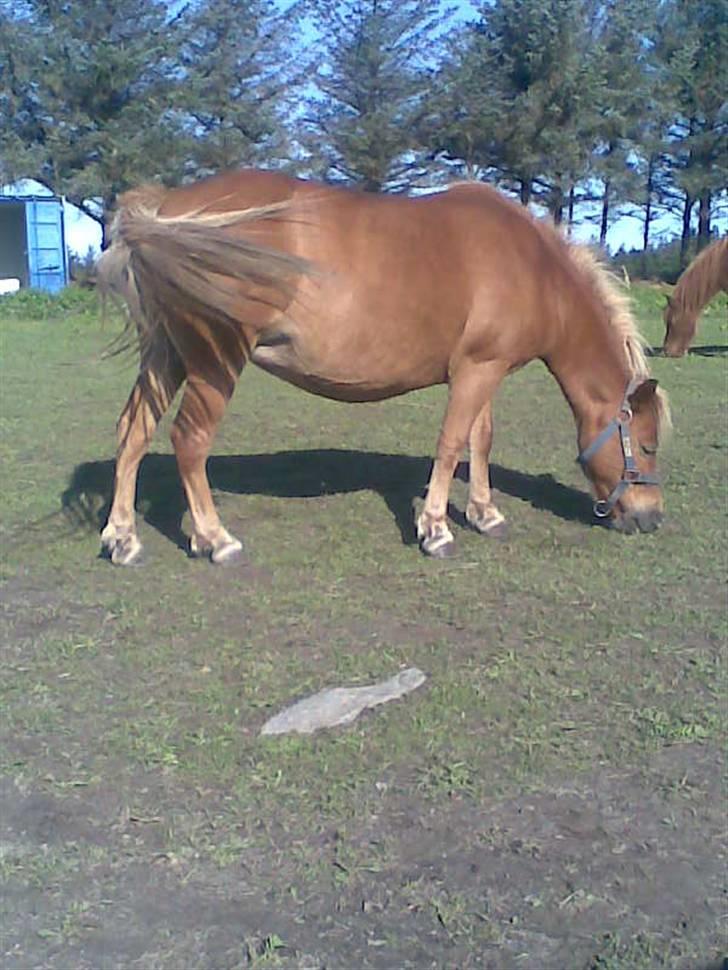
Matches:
[[663, 236, 728, 357], [97, 169, 669, 565]]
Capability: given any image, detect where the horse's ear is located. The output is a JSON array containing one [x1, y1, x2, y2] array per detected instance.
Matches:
[[629, 378, 658, 411]]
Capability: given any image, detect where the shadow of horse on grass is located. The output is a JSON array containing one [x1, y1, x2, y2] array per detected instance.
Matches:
[[62, 450, 596, 552], [649, 344, 728, 358]]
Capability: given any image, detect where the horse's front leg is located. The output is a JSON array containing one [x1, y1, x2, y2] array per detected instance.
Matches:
[[102, 355, 184, 565], [170, 374, 242, 564], [465, 401, 507, 538], [417, 360, 506, 557]]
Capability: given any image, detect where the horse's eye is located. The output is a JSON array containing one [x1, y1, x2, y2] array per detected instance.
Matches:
[[640, 443, 658, 456]]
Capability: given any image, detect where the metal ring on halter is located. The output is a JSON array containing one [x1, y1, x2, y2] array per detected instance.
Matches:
[[618, 405, 633, 423], [593, 499, 612, 518]]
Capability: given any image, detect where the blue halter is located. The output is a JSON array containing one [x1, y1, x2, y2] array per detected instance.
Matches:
[[577, 378, 660, 518]]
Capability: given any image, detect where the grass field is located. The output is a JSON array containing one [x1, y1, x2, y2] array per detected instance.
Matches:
[[1, 283, 726, 969]]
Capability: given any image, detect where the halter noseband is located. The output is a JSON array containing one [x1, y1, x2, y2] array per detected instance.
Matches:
[[577, 377, 660, 518]]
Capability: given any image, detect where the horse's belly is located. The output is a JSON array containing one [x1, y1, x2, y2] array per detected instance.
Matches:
[[250, 336, 444, 402]]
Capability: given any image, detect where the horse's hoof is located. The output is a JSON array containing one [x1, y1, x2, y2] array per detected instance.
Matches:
[[189, 534, 208, 559], [190, 530, 243, 564], [466, 504, 508, 539], [479, 518, 509, 540], [211, 538, 243, 565], [107, 535, 144, 566], [420, 534, 456, 558]]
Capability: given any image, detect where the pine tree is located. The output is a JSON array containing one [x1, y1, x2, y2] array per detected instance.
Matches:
[[428, 21, 505, 182], [0, 0, 184, 233], [300, 0, 449, 192], [434, 0, 602, 225], [655, 0, 728, 261], [590, 0, 657, 246], [175, 0, 304, 178], [494, 0, 602, 223], [0, 3, 45, 185], [625, 63, 675, 263]]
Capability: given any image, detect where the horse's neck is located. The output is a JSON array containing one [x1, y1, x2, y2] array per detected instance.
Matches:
[[720, 242, 728, 291], [679, 249, 726, 313], [546, 331, 632, 443]]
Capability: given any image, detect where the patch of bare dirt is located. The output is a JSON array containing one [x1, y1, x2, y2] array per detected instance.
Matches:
[[1, 745, 725, 969]]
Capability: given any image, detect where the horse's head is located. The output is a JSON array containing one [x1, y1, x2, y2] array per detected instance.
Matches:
[[578, 378, 666, 534], [662, 294, 692, 357]]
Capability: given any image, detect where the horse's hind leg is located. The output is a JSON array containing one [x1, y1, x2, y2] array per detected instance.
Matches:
[[101, 344, 184, 565], [465, 401, 507, 538], [418, 359, 507, 557], [169, 374, 241, 564]]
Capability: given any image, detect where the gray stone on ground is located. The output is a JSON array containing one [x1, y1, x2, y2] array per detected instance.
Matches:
[[260, 667, 426, 736]]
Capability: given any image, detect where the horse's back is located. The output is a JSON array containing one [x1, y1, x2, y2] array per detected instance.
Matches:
[[158, 168, 300, 216], [156, 169, 555, 277], [146, 170, 582, 394]]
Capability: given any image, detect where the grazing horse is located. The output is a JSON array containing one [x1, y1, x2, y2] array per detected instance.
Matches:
[[97, 169, 669, 565], [663, 236, 728, 357]]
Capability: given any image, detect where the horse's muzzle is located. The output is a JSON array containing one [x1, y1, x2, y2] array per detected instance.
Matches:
[[610, 508, 664, 534]]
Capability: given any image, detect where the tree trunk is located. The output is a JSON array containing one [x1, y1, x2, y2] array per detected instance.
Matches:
[[697, 190, 711, 250], [641, 156, 655, 278], [567, 185, 576, 236], [599, 179, 610, 248], [101, 195, 117, 250], [679, 190, 694, 269], [519, 179, 532, 206]]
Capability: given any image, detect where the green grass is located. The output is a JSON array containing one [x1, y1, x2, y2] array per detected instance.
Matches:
[[1, 283, 726, 969]]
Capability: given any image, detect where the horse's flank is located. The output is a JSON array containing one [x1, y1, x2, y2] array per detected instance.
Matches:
[[663, 236, 728, 357]]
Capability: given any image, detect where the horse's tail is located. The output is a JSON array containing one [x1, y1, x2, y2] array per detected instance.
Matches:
[[96, 184, 308, 382]]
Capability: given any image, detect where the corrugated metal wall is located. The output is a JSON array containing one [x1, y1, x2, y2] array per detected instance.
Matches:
[[0, 196, 69, 293], [24, 198, 69, 292]]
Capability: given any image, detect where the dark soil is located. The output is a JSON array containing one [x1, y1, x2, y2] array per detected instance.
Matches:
[[2, 743, 725, 969]]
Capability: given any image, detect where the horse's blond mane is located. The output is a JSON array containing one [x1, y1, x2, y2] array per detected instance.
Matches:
[[567, 243, 672, 437], [670, 236, 728, 316]]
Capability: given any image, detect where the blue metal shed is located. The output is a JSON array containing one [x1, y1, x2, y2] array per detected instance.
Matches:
[[0, 194, 69, 293]]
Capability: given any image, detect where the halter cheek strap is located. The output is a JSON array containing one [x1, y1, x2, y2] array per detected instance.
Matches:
[[577, 377, 660, 518]]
